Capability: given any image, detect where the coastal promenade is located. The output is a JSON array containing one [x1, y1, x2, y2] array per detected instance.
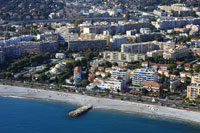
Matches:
[[0, 85, 200, 124]]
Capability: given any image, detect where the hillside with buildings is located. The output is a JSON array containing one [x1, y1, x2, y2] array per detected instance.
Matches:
[[0, 0, 200, 116], [1, 0, 199, 21], [0, 0, 64, 20]]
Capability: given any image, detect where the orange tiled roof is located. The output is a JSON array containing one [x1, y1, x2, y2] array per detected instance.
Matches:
[[184, 63, 191, 67], [143, 81, 162, 87], [176, 61, 184, 65], [180, 77, 186, 80]]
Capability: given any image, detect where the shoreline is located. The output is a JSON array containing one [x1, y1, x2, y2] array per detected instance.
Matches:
[[0, 85, 200, 124]]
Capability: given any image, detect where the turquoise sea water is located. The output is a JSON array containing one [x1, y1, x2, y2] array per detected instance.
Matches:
[[0, 97, 200, 133]]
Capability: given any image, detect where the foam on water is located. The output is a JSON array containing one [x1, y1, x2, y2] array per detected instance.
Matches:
[[2, 96, 25, 99]]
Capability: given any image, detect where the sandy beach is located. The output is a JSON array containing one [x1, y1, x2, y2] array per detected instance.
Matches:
[[0, 84, 200, 124]]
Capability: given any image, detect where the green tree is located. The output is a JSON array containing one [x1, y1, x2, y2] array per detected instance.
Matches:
[[66, 62, 73, 70], [85, 51, 95, 60], [104, 61, 112, 67], [38, 73, 48, 83], [47, 24, 53, 30], [194, 65, 200, 73], [74, 60, 81, 67], [80, 79, 89, 87], [115, 30, 122, 35], [195, 95, 200, 103], [58, 71, 72, 84], [159, 74, 166, 83], [112, 62, 118, 66], [81, 58, 88, 66], [172, 70, 179, 75], [186, 77, 191, 85], [189, 69, 193, 73], [74, 19, 83, 26], [168, 64, 177, 71]]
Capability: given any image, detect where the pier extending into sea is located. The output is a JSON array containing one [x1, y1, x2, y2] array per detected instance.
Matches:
[[68, 105, 93, 117]]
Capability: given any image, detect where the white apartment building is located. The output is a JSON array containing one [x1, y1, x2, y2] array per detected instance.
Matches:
[[110, 67, 130, 81], [132, 68, 158, 86], [126, 30, 137, 36], [140, 28, 151, 34], [169, 77, 181, 92], [0, 35, 33, 46], [110, 35, 127, 50], [187, 74, 200, 100], [155, 17, 200, 30], [103, 51, 146, 63], [50, 62, 66, 75], [153, 10, 167, 17], [55, 53, 66, 59], [0, 33, 54, 47], [86, 78, 126, 91], [158, 4, 191, 13], [187, 83, 200, 100], [146, 50, 163, 57], [121, 42, 159, 53], [106, 78, 126, 91], [163, 46, 191, 60]]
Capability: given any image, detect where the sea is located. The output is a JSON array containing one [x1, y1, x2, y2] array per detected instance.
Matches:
[[0, 97, 199, 133]]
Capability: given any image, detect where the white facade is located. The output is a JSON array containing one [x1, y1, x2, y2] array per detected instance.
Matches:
[[0, 35, 33, 46], [110, 67, 129, 81], [103, 51, 146, 63], [55, 53, 66, 59], [110, 35, 127, 50], [140, 28, 151, 34], [86, 78, 126, 91], [106, 79, 126, 91], [155, 17, 200, 30], [121, 42, 158, 53], [83, 27, 91, 34], [163, 46, 191, 60], [153, 10, 167, 17], [126, 30, 137, 36], [147, 50, 163, 57], [50, 62, 66, 75], [132, 68, 158, 86], [170, 78, 181, 92]]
